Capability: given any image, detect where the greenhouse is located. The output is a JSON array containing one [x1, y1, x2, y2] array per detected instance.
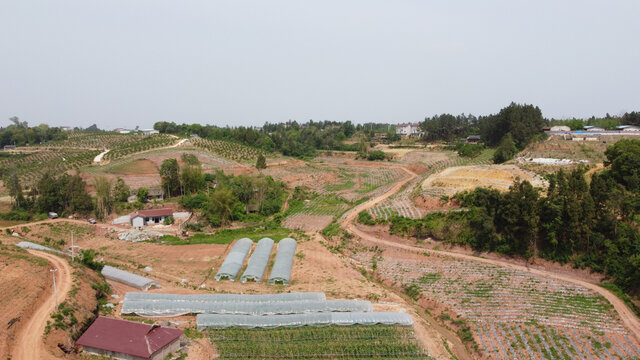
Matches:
[[215, 238, 253, 281], [121, 299, 373, 317], [16, 241, 65, 255], [197, 312, 414, 329], [101, 265, 161, 291], [268, 237, 297, 285], [123, 291, 326, 302], [240, 237, 274, 283]]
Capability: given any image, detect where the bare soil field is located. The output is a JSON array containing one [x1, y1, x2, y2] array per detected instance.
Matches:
[[520, 136, 608, 163], [0, 244, 49, 358], [422, 164, 546, 196], [400, 149, 453, 165]]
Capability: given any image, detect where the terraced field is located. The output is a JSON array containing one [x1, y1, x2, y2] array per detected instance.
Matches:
[[356, 253, 640, 360], [369, 150, 494, 220], [0, 148, 101, 185], [190, 137, 266, 162], [280, 165, 410, 231], [208, 325, 431, 359], [282, 195, 349, 232]]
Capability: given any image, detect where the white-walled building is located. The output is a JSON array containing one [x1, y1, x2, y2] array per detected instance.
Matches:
[[395, 123, 423, 137]]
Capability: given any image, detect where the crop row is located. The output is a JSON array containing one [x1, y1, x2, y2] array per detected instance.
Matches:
[[102, 134, 177, 161], [208, 325, 430, 359], [190, 137, 266, 162], [34, 132, 172, 150], [354, 252, 640, 359], [369, 197, 422, 220], [281, 214, 334, 232], [0, 148, 100, 185], [474, 322, 640, 360]]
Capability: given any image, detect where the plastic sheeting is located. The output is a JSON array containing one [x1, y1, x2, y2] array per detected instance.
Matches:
[[269, 237, 296, 285], [240, 238, 274, 283], [197, 312, 414, 329], [101, 265, 161, 291], [121, 299, 372, 317], [123, 292, 326, 302], [15, 241, 65, 255], [215, 238, 253, 281]]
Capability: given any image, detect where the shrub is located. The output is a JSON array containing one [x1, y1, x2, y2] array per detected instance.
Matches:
[[367, 150, 387, 161]]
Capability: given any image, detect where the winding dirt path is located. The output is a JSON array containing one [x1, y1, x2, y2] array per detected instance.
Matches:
[[92, 149, 110, 163], [340, 165, 640, 345], [11, 250, 73, 360]]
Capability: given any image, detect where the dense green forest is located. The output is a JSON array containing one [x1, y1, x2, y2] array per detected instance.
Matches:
[[373, 140, 640, 297]]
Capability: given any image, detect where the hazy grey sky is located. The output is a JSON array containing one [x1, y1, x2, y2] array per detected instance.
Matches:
[[1, 1, 639, 129]]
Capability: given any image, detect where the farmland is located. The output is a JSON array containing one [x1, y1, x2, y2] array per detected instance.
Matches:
[[190, 136, 268, 162], [208, 325, 430, 359], [421, 164, 546, 197], [355, 251, 640, 359]]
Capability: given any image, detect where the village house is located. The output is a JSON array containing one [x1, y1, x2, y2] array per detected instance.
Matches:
[[129, 208, 174, 227], [395, 123, 423, 137], [550, 125, 571, 132], [76, 316, 183, 360], [128, 188, 164, 203]]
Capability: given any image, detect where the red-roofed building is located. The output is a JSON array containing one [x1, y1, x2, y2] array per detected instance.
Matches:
[[130, 208, 174, 228], [76, 317, 183, 360]]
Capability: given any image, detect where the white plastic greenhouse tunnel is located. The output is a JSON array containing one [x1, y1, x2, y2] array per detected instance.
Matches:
[[123, 291, 326, 302], [101, 265, 160, 291], [240, 237, 274, 283], [269, 237, 297, 285], [215, 237, 253, 281], [196, 312, 414, 329], [121, 299, 373, 317]]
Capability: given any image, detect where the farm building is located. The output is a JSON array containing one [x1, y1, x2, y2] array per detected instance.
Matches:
[[130, 208, 174, 227], [617, 125, 640, 131], [550, 125, 571, 132], [395, 123, 423, 137], [76, 316, 183, 360], [462, 135, 481, 143], [128, 188, 164, 203], [142, 129, 160, 135], [584, 126, 605, 132]]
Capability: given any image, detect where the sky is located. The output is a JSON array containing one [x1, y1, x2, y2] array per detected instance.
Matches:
[[1, 1, 639, 129]]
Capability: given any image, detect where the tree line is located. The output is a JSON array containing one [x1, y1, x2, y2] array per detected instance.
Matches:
[[0, 117, 67, 147]]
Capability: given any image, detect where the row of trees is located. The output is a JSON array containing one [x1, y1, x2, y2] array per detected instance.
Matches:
[[1, 117, 67, 147]]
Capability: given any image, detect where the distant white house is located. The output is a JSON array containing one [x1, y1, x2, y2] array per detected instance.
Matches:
[[584, 126, 605, 132], [617, 125, 640, 132], [395, 123, 423, 137], [142, 129, 159, 135], [550, 125, 571, 132], [60, 126, 73, 131]]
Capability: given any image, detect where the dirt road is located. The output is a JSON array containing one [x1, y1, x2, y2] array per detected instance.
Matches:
[[341, 165, 640, 345], [11, 250, 73, 360]]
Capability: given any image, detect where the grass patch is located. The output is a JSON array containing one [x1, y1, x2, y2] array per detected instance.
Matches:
[[160, 226, 291, 245], [600, 282, 640, 317], [105, 158, 157, 175]]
